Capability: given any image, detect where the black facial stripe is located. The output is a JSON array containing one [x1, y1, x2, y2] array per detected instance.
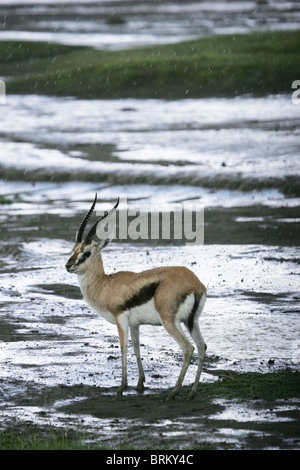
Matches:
[[117, 282, 160, 313], [77, 251, 91, 264]]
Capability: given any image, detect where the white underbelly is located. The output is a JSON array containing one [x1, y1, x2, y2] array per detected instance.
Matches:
[[128, 298, 162, 327]]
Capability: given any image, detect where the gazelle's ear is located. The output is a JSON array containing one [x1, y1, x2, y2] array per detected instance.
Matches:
[[96, 224, 115, 252]]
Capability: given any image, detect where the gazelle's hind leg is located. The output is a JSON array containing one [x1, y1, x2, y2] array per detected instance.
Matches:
[[186, 293, 207, 399], [187, 321, 206, 399], [162, 319, 194, 400]]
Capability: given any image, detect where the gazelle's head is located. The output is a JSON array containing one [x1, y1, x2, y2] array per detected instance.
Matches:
[[65, 194, 119, 275]]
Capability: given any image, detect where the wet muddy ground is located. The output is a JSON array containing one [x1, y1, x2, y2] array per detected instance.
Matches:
[[0, 204, 299, 449], [0, 89, 299, 449]]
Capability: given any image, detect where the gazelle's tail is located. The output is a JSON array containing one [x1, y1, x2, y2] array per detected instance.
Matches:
[[187, 292, 206, 333]]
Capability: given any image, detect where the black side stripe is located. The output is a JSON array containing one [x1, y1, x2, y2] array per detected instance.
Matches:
[[117, 282, 160, 313]]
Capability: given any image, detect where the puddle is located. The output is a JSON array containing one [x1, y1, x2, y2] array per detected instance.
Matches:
[[213, 399, 299, 423]]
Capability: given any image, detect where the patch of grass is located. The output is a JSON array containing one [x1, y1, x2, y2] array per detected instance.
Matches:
[[1, 30, 299, 99], [201, 369, 300, 401], [0, 196, 12, 204], [0, 427, 87, 450], [0, 427, 222, 450], [106, 14, 126, 25]]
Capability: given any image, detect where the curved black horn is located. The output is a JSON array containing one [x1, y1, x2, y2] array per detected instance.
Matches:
[[85, 198, 119, 245], [75, 193, 97, 242]]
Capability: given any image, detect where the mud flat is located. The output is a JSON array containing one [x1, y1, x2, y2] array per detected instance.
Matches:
[[0, 224, 299, 449]]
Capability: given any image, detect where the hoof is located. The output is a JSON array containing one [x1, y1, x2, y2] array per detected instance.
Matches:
[[167, 389, 178, 401], [116, 383, 127, 397], [136, 379, 145, 394], [187, 386, 198, 400]]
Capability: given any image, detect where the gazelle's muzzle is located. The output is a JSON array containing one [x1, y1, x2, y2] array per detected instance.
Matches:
[[65, 257, 77, 273]]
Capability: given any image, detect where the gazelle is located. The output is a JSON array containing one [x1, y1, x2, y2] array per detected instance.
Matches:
[[65, 194, 207, 400]]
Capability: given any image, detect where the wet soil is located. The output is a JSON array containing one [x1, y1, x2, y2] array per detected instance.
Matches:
[[1, 250, 299, 450], [2, 366, 299, 450], [0, 195, 299, 450]]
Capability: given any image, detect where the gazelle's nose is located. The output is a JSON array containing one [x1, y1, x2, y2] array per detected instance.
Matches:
[[65, 261, 74, 272]]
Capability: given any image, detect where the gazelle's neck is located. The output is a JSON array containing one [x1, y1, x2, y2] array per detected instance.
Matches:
[[91, 252, 105, 277], [77, 253, 109, 316], [77, 253, 105, 287]]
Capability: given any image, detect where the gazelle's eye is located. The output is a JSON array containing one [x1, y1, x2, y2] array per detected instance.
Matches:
[[78, 251, 91, 264]]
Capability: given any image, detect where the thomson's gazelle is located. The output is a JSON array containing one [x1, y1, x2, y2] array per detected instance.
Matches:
[[65, 194, 207, 399]]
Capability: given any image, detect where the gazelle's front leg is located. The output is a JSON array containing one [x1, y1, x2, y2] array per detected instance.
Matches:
[[116, 315, 129, 396], [130, 325, 145, 392]]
